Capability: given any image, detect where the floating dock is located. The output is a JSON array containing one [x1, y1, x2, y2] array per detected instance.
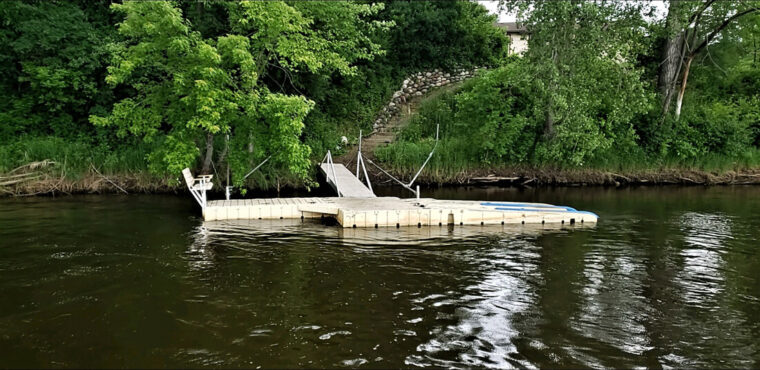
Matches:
[[185, 149, 599, 228], [203, 197, 598, 227]]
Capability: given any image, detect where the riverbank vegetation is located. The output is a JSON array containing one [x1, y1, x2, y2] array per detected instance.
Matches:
[[0, 0, 504, 193], [1, 1, 759, 195], [378, 1, 760, 184]]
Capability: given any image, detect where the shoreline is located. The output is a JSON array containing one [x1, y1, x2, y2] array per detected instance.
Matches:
[[2, 167, 760, 198], [408, 167, 760, 187]]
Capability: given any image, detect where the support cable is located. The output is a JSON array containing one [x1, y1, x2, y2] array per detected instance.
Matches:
[[242, 156, 272, 181]]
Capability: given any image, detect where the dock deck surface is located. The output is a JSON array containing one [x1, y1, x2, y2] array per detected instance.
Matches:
[[204, 197, 598, 227]]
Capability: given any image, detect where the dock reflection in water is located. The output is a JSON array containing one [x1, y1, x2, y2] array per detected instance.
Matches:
[[0, 186, 759, 368]]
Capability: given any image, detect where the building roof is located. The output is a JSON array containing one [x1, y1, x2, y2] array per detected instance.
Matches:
[[494, 22, 527, 34]]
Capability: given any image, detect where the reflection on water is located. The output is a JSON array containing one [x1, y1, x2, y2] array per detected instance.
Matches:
[[678, 212, 731, 304], [1, 186, 760, 368], [197, 218, 588, 247]]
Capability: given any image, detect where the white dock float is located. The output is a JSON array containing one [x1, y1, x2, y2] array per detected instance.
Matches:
[[204, 197, 598, 227]]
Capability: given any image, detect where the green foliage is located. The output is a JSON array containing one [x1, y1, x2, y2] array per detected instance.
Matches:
[[3, 0, 759, 191], [0, 1, 114, 140], [376, 66, 530, 172], [0, 0, 509, 190], [90, 1, 386, 186], [0, 136, 153, 177], [384, 1, 507, 70], [636, 11, 760, 160], [507, 1, 652, 165], [295, 0, 507, 156], [451, 65, 534, 163]]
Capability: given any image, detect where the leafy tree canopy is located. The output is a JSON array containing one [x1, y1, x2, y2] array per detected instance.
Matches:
[[0, 1, 114, 139], [501, 0, 652, 164], [91, 1, 386, 185]]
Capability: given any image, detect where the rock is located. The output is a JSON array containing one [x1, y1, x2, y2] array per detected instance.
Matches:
[[414, 91, 422, 96]]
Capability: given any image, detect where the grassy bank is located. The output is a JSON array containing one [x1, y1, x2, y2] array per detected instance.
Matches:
[[0, 137, 172, 196], [0, 137, 315, 196], [3, 134, 760, 197], [374, 139, 760, 185]]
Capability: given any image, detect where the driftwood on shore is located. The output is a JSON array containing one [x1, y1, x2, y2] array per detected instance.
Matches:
[[0, 160, 171, 196], [402, 168, 760, 187]]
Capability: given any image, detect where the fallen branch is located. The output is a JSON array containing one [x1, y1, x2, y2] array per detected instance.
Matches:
[[0, 172, 40, 181], [607, 172, 631, 181], [9, 160, 56, 174], [90, 163, 128, 194], [0, 176, 43, 186]]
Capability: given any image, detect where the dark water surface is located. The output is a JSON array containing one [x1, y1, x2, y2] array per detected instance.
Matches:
[[1, 186, 759, 368]]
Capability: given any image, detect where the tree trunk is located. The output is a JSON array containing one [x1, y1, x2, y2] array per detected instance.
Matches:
[[659, 0, 683, 117], [202, 132, 214, 174], [674, 55, 693, 120], [544, 108, 555, 138]]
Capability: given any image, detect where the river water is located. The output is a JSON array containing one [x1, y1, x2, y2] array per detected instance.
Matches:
[[0, 186, 759, 368]]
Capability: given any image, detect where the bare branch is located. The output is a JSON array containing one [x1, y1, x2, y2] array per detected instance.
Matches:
[[691, 7, 760, 57]]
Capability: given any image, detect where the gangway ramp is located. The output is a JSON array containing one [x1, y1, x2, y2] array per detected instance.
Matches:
[[319, 163, 376, 198]]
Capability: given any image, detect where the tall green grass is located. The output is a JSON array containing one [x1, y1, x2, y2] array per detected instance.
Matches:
[[0, 136, 152, 177]]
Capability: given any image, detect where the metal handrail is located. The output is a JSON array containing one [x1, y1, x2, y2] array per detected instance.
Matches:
[[323, 150, 342, 197], [359, 154, 373, 193], [365, 124, 439, 199], [242, 155, 272, 181], [407, 124, 439, 187], [365, 157, 418, 196], [355, 130, 373, 193]]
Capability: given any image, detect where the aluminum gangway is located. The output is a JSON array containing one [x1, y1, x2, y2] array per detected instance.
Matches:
[[319, 150, 375, 198]]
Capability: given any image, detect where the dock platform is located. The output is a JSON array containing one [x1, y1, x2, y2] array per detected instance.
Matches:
[[204, 197, 598, 227]]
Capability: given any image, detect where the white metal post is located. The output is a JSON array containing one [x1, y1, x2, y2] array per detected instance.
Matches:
[[360, 155, 373, 192], [356, 130, 362, 178], [326, 150, 341, 197], [201, 187, 207, 209], [416, 185, 420, 200]]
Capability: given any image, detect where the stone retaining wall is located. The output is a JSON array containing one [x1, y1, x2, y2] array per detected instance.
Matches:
[[373, 67, 487, 131]]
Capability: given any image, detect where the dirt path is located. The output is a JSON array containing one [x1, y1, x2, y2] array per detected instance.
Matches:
[[337, 82, 463, 174]]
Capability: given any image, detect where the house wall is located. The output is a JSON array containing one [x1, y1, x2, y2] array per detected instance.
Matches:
[[508, 33, 529, 56]]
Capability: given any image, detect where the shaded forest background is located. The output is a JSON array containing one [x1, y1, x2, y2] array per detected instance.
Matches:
[[1, 0, 759, 192]]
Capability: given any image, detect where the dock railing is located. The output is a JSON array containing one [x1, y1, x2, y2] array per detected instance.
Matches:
[[321, 150, 342, 197], [355, 130, 373, 193], [364, 124, 439, 200], [182, 168, 213, 209]]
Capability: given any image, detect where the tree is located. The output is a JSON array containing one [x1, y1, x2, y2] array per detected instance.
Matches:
[[658, 0, 760, 120], [384, 1, 507, 70], [91, 1, 385, 186], [500, 0, 651, 164], [0, 1, 114, 139]]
